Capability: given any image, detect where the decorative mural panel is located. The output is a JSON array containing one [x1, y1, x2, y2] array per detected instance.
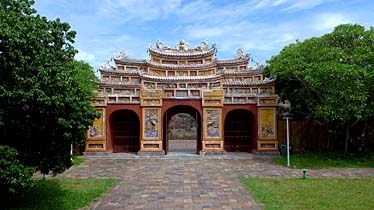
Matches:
[[202, 140, 223, 151], [203, 89, 223, 98], [141, 89, 162, 98], [140, 89, 162, 106], [258, 97, 277, 106], [164, 90, 174, 97], [176, 90, 188, 97], [257, 141, 278, 152], [142, 108, 161, 140], [203, 99, 223, 106], [88, 109, 105, 139], [141, 98, 162, 106], [203, 108, 222, 140], [202, 90, 224, 107], [144, 82, 156, 89], [258, 108, 276, 139], [191, 90, 200, 97], [188, 83, 207, 88], [93, 97, 107, 106]]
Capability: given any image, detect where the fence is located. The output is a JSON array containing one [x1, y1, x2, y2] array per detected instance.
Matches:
[[277, 119, 374, 153]]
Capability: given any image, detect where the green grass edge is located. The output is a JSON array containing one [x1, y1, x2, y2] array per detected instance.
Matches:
[[242, 178, 374, 210], [2, 178, 120, 210], [272, 152, 374, 169]]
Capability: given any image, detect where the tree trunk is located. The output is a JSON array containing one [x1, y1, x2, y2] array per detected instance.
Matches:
[[344, 121, 349, 157]]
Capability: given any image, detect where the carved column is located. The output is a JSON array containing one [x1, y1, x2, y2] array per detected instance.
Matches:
[[257, 96, 279, 152], [202, 90, 224, 152], [139, 89, 164, 153], [86, 97, 107, 152]]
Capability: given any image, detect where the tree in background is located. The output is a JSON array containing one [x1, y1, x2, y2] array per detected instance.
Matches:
[[0, 0, 99, 175], [266, 24, 374, 153]]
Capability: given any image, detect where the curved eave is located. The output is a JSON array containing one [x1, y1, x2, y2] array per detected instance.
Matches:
[[98, 82, 141, 88], [114, 58, 147, 65], [216, 57, 249, 65], [223, 80, 275, 87], [148, 45, 216, 58], [99, 69, 140, 75], [248, 65, 265, 71], [224, 70, 264, 76], [141, 73, 224, 82], [224, 93, 257, 97], [98, 66, 116, 71], [147, 61, 216, 70]]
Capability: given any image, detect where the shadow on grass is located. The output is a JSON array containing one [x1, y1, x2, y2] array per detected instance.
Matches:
[[1, 179, 118, 210]]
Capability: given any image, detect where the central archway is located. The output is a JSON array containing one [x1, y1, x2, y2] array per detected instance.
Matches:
[[163, 105, 202, 154], [110, 110, 140, 153]]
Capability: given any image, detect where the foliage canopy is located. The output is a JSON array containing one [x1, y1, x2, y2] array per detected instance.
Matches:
[[0, 0, 99, 175], [0, 145, 35, 196], [266, 24, 374, 152], [266, 24, 374, 123]]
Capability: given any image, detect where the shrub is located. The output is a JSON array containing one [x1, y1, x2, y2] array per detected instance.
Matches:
[[0, 145, 35, 196]]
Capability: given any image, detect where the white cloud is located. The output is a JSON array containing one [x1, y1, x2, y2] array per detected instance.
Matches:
[[278, 33, 296, 43], [282, 0, 337, 12], [248, 0, 336, 12], [176, 0, 259, 24], [184, 24, 233, 39], [34, 0, 373, 67], [75, 49, 96, 62], [97, 0, 182, 22], [253, 0, 272, 9], [312, 13, 353, 31], [272, 0, 291, 7]]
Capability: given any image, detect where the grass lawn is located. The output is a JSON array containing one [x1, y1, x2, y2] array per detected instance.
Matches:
[[72, 155, 85, 166], [2, 179, 118, 210], [273, 152, 374, 168], [243, 178, 374, 210]]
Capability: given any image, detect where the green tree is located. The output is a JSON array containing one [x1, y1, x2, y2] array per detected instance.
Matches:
[[266, 24, 374, 152], [0, 0, 98, 175], [0, 145, 35, 196]]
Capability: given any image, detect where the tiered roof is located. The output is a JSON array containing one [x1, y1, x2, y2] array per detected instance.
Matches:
[[216, 57, 249, 65], [223, 80, 275, 87], [139, 72, 224, 82], [148, 40, 216, 58], [100, 68, 139, 75], [223, 65, 265, 75], [114, 58, 147, 65], [98, 40, 275, 87], [147, 61, 216, 70]]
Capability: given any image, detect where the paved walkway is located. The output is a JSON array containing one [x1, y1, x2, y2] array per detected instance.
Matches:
[[57, 153, 374, 210]]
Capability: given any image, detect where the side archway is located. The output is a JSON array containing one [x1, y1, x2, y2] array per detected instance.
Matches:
[[110, 110, 140, 153], [224, 109, 253, 152]]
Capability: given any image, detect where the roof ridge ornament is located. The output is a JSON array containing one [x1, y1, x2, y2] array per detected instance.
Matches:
[[148, 39, 217, 56], [99, 60, 113, 71], [196, 40, 208, 51], [156, 39, 172, 50], [236, 48, 244, 58], [237, 48, 250, 59], [113, 48, 127, 59], [263, 75, 276, 83], [177, 40, 189, 51], [156, 39, 163, 49]]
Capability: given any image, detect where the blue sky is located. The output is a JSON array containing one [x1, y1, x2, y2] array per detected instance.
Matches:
[[34, 0, 373, 69]]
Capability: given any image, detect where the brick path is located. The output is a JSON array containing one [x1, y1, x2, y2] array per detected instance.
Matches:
[[57, 153, 374, 210]]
